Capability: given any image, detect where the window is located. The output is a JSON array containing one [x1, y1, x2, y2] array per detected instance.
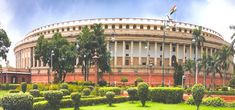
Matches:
[[147, 25, 150, 30], [105, 25, 108, 29], [119, 25, 122, 29], [154, 26, 157, 30], [160, 46, 162, 51], [160, 55, 162, 58], [160, 61, 162, 66], [79, 26, 82, 30], [126, 25, 129, 29], [125, 54, 129, 57], [185, 48, 187, 53], [62, 28, 64, 32], [112, 25, 115, 29], [160, 26, 164, 30], [140, 25, 143, 29], [52, 30, 54, 33], [125, 44, 129, 50], [142, 62, 146, 65], [73, 27, 76, 31], [172, 47, 176, 52], [172, 27, 176, 31], [179, 28, 182, 32], [189, 30, 192, 33], [133, 25, 136, 29], [184, 29, 187, 33], [22, 78, 25, 82], [125, 60, 129, 65], [67, 27, 70, 31]]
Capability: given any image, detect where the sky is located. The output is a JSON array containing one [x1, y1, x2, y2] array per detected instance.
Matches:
[[0, 0, 235, 67]]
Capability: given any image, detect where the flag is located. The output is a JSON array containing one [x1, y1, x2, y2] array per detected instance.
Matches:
[[170, 5, 177, 15]]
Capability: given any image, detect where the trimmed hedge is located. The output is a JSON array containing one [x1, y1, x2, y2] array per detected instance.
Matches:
[[207, 90, 235, 96], [33, 101, 48, 110], [83, 88, 91, 96], [8, 90, 20, 93], [60, 89, 71, 96], [150, 87, 184, 104], [1, 93, 33, 110], [30, 89, 40, 97], [0, 84, 19, 90], [43, 91, 63, 110], [99, 87, 121, 96], [202, 97, 225, 107]]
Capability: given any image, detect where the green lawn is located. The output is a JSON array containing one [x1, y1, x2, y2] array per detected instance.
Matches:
[[62, 102, 234, 110], [0, 90, 9, 98]]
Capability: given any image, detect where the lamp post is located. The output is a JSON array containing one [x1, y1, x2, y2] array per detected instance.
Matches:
[[182, 75, 186, 88], [48, 50, 54, 83], [92, 49, 99, 83], [192, 38, 198, 84], [109, 31, 115, 85]]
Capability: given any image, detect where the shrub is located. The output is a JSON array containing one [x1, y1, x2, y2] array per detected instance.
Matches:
[[206, 90, 235, 96], [33, 97, 45, 103], [78, 81, 95, 86], [71, 92, 81, 110], [229, 76, 235, 88], [127, 87, 138, 103], [0, 84, 20, 90], [150, 87, 184, 104], [49, 84, 59, 90], [60, 83, 68, 89], [1, 93, 33, 110], [43, 91, 63, 110], [185, 96, 194, 105], [33, 101, 48, 110], [60, 89, 71, 96], [83, 88, 91, 96], [121, 77, 128, 85], [98, 79, 107, 87], [99, 87, 121, 96], [106, 91, 115, 107], [30, 89, 40, 97], [185, 87, 191, 95], [202, 97, 225, 107], [32, 84, 38, 89], [21, 82, 27, 93], [192, 84, 205, 110], [135, 77, 143, 86], [137, 82, 149, 107], [221, 86, 228, 91], [8, 90, 20, 93]]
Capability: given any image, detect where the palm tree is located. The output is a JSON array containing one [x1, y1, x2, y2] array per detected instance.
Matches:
[[207, 54, 221, 90], [192, 26, 205, 84], [217, 46, 233, 86], [198, 53, 210, 87], [184, 59, 195, 86]]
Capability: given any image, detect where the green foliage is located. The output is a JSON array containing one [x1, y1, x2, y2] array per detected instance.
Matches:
[[60, 89, 71, 96], [43, 91, 63, 110], [206, 90, 235, 96], [121, 77, 128, 83], [127, 87, 138, 103], [98, 80, 107, 87], [0, 84, 19, 90], [202, 97, 225, 107], [150, 87, 184, 104], [33, 101, 48, 110], [71, 92, 81, 110], [8, 90, 20, 93], [1, 93, 33, 110], [137, 82, 149, 107], [229, 77, 235, 88], [185, 87, 192, 95], [221, 86, 228, 91], [192, 84, 205, 110], [173, 62, 184, 86], [0, 29, 11, 60], [60, 83, 69, 89], [83, 88, 91, 96], [33, 97, 45, 103], [106, 91, 115, 106], [99, 87, 121, 96], [35, 33, 77, 83], [32, 84, 38, 89], [135, 77, 143, 86], [186, 96, 195, 105], [21, 82, 27, 93], [29, 89, 40, 97]]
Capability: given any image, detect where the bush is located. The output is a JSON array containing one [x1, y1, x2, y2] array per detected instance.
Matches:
[[135, 77, 143, 86], [32, 84, 38, 89], [49, 84, 59, 90], [206, 90, 235, 96], [229, 77, 235, 88], [71, 92, 81, 110], [185, 96, 194, 105], [33, 97, 45, 103], [78, 81, 95, 86], [150, 87, 184, 104], [29, 89, 40, 97], [33, 101, 48, 110], [185, 87, 191, 95], [60, 89, 71, 96], [21, 82, 27, 93], [192, 84, 205, 110], [106, 91, 115, 106], [137, 82, 149, 107], [127, 87, 138, 103], [1, 93, 33, 110], [60, 83, 68, 89], [202, 97, 225, 107], [99, 87, 121, 96], [43, 91, 63, 110], [221, 86, 228, 91], [83, 88, 91, 96], [8, 90, 20, 93], [121, 77, 128, 85], [0, 84, 20, 90], [98, 80, 107, 87]]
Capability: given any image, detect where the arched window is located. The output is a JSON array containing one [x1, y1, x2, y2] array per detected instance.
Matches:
[[147, 25, 150, 30], [112, 25, 115, 29], [126, 25, 129, 29], [140, 25, 143, 29], [133, 25, 136, 29]]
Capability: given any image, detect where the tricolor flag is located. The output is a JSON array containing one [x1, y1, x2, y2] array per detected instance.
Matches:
[[170, 5, 177, 15]]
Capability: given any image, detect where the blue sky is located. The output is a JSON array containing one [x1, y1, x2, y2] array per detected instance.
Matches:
[[0, 0, 235, 67]]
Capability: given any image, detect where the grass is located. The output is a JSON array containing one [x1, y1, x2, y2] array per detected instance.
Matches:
[[0, 90, 9, 98], [61, 102, 234, 110]]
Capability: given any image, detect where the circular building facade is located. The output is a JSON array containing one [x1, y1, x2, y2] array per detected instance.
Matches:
[[14, 18, 233, 86]]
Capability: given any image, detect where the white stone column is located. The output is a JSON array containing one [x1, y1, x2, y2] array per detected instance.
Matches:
[[130, 41, 134, 65], [210, 48, 213, 56], [183, 44, 186, 63], [154, 42, 157, 66], [205, 47, 208, 56], [107, 41, 110, 51], [122, 41, 125, 66], [201, 46, 203, 58], [190, 44, 192, 60], [33, 47, 35, 67], [114, 41, 117, 66], [146, 41, 150, 65], [169, 43, 172, 66], [139, 41, 142, 65], [176, 43, 179, 62]]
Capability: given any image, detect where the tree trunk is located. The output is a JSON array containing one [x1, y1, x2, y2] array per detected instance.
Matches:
[[223, 69, 226, 87], [213, 72, 215, 91], [203, 70, 206, 88]]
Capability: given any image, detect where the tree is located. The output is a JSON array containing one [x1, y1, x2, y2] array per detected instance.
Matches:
[[0, 29, 11, 60], [106, 91, 115, 107], [173, 62, 184, 86], [184, 59, 195, 86], [71, 92, 81, 110], [198, 53, 211, 87], [35, 33, 77, 83], [192, 84, 205, 110], [121, 77, 128, 86], [77, 24, 110, 82], [137, 82, 149, 107]]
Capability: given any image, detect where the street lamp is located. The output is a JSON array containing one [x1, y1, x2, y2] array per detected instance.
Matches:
[[192, 38, 198, 84], [48, 50, 54, 83], [182, 75, 186, 88], [92, 49, 99, 83], [110, 30, 115, 85]]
